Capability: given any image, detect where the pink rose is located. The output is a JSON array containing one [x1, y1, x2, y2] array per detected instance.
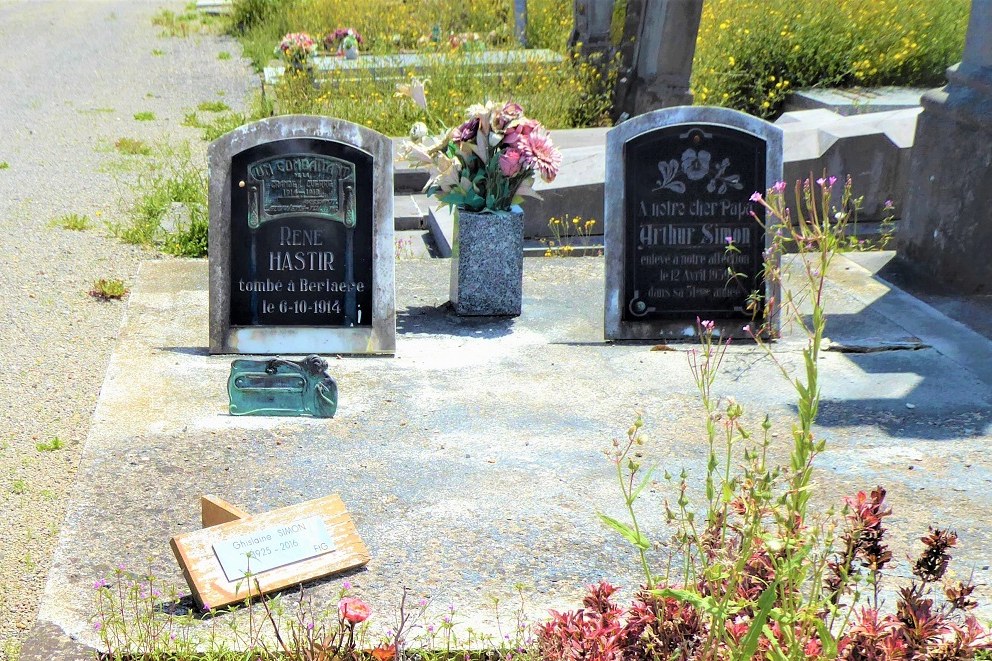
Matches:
[[499, 148, 524, 177], [339, 597, 371, 624]]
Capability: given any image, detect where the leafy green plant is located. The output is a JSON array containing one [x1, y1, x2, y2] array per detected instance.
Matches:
[[152, 7, 218, 37], [114, 137, 152, 156], [133, 111, 156, 121], [51, 212, 91, 230], [90, 278, 128, 300], [0, 161, 9, 170], [197, 100, 232, 113], [11, 478, 26, 495], [218, 50, 232, 60], [110, 142, 208, 257], [36, 437, 65, 452]]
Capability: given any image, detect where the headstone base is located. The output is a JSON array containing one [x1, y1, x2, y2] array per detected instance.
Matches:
[[898, 64, 992, 293]]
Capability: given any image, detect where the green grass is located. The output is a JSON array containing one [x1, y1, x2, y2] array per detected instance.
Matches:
[[109, 142, 209, 257], [197, 100, 232, 113], [151, 48, 165, 56], [114, 137, 153, 156], [11, 478, 26, 495], [36, 437, 65, 452], [268, 51, 614, 135], [230, 0, 569, 71], [50, 213, 91, 231], [218, 50, 232, 60], [89, 278, 128, 300], [691, 0, 969, 117], [134, 111, 156, 121], [229, 0, 967, 126], [152, 7, 221, 37], [0, 161, 8, 170]]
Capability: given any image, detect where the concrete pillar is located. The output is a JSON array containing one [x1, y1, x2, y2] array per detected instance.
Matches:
[[613, 0, 703, 119], [898, 2, 992, 292]]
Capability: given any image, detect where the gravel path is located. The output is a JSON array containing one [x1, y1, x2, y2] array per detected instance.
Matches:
[[0, 2, 254, 656]]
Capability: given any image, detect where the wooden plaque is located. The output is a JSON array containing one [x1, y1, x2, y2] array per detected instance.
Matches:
[[170, 494, 369, 609]]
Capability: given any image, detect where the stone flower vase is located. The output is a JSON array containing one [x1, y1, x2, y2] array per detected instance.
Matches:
[[449, 206, 524, 316], [344, 45, 359, 60]]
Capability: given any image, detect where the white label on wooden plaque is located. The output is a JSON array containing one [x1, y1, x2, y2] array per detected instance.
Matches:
[[212, 515, 335, 582]]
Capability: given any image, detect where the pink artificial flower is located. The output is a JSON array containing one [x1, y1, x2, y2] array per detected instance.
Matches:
[[519, 129, 561, 182], [502, 118, 539, 145], [499, 148, 524, 177], [339, 597, 371, 624], [494, 102, 525, 131]]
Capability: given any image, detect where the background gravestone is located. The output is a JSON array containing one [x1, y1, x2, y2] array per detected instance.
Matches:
[[209, 116, 395, 354], [605, 107, 783, 340], [898, 1, 992, 293]]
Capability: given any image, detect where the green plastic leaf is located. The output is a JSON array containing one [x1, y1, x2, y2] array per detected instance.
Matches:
[[597, 513, 650, 550]]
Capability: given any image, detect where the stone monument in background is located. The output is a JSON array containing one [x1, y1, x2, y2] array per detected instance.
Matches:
[[613, 0, 704, 119], [570, 0, 704, 120], [899, 2, 992, 293]]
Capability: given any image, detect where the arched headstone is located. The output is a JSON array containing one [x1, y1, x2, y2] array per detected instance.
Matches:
[[208, 116, 396, 354]]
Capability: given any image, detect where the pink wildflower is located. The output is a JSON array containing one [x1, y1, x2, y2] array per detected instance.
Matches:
[[773, 181, 787, 193], [750, 192, 763, 202]]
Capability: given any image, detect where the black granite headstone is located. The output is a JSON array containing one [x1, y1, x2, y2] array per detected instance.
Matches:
[[229, 138, 374, 328], [622, 124, 766, 324]]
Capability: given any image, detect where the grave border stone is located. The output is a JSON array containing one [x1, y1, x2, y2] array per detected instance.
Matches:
[[209, 115, 395, 354], [604, 106, 783, 340]]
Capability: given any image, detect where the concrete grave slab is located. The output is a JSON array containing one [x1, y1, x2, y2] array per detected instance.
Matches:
[[23, 254, 992, 658]]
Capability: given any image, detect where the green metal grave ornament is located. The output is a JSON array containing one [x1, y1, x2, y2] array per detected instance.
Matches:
[[228, 355, 338, 417]]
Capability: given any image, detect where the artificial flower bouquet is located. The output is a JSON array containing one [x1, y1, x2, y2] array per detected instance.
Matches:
[[325, 27, 364, 55], [401, 96, 562, 213], [275, 32, 317, 65]]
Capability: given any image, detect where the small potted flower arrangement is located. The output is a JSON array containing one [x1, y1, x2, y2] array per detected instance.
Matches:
[[325, 27, 364, 59], [275, 32, 317, 72], [401, 90, 561, 316]]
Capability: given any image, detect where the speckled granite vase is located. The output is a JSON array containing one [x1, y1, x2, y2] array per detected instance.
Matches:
[[449, 206, 524, 316]]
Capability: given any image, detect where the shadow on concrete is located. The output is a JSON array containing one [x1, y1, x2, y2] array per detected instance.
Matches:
[[396, 304, 516, 338], [159, 346, 211, 356]]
